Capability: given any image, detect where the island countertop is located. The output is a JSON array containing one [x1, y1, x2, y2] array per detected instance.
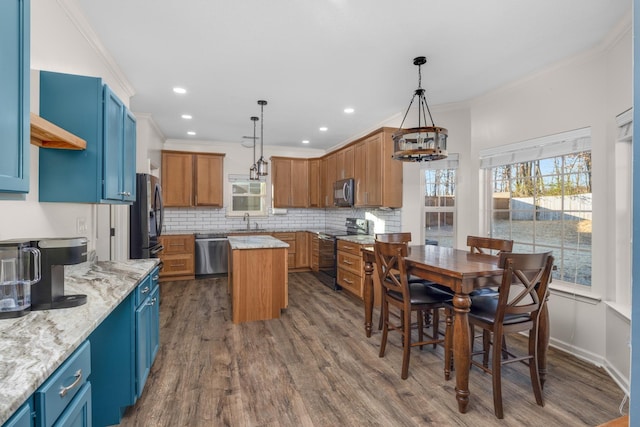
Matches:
[[227, 235, 290, 250], [0, 258, 159, 425]]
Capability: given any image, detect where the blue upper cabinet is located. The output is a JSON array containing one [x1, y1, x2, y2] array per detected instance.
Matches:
[[39, 71, 136, 203], [0, 0, 30, 193]]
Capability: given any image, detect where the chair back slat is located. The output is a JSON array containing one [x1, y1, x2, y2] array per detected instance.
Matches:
[[374, 240, 410, 302], [467, 235, 514, 255], [495, 252, 554, 323]]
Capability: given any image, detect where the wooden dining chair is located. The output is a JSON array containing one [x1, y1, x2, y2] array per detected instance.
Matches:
[[375, 233, 443, 341], [444, 251, 554, 419], [374, 239, 452, 379]]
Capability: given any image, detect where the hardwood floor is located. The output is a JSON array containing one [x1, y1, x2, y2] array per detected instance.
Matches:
[[120, 272, 626, 427]]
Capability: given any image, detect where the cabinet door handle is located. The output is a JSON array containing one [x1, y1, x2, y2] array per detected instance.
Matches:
[[59, 369, 82, 397], [152, 275, 159, 281], [141, 286, 150, 294], [118, 191, 131, 197], [147, 297, 157, 306]]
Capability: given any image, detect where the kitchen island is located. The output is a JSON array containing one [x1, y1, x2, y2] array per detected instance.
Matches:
[[227, 235, 289, 323], [0, 258, 159, 426]]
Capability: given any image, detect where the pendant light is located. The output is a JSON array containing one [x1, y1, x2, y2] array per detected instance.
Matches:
[[249, 116, 259, 180], [256, 100, 269, 176], [392, 56, 448, 162]]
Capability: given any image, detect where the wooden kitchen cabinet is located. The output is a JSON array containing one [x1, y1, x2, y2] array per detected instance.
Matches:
[[308, 158, 321, 207], [322, 153, 337, 207], [162, 150, 224, 207], [272, 232, 296, 268], [39, 71, 136, 203], [295, 231, 310, 269], [336, 145, 354, 180], [0, 0, 30, 193], [354, 128, 402, 208], [272, 157, 309, 208], [158, 234, 195, 281], [310, 233, 319, 272], [336, 239, 366, 299]]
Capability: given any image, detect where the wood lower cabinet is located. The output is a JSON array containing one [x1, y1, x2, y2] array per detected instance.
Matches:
[[310, 233, 319, 272], [162, 150, 225, 207], [158, 234, 195, 281], [272, 232, 296, 268], [295, 232, 310, 269], [336, 239, 365, 298]]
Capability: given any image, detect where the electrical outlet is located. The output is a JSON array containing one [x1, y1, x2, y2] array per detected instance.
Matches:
[[76, 217, 87, 234]]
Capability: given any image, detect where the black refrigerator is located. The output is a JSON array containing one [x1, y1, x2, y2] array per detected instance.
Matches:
[[130, 173, 164, 259]]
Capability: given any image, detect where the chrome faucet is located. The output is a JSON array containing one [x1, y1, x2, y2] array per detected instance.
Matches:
[[243, 213, 250, 230]]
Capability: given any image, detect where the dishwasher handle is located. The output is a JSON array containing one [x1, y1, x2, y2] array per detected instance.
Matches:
[[195, 237, 228, 242]]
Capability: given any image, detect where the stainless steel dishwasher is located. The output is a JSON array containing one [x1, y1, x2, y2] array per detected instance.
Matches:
[[195, 232, 229, 275]]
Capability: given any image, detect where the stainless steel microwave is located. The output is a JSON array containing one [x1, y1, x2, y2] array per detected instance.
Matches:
[[334, 178, 355, 207]]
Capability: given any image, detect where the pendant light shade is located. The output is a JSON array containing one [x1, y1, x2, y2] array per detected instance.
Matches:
[[392, 56, 448, 162], [256, 100, 269, 176], [249, 116, 259, 180]]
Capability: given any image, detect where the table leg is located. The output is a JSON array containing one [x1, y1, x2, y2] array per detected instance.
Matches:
[[363, 259, 374, 338], [538, 300, 550, 387], [453, 293, 472, 413]]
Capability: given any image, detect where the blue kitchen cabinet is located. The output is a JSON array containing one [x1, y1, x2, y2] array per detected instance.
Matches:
[[135, 267, 160, 398], [38, 71, 136, 203], [0, 0, 30, 193], [2, 398, 33, 427], [86, 266, 160, 426]]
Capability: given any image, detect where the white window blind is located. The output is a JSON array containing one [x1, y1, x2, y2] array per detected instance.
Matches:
[[422, 153, 459, 170], [479, 128, 591, 168]]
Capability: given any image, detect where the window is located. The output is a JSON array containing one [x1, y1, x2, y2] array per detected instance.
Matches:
[[423, 154, 458, 248], [228, 175, 267, 216], [480, 129, 592, 287]]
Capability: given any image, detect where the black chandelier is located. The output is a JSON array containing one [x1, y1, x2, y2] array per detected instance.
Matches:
[[249, 116, 259, 180], [392, 56, 448, 162], [256, 100, 269, 176]]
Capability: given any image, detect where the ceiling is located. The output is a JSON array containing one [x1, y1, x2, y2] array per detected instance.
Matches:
[[74, 0, 630, 151]]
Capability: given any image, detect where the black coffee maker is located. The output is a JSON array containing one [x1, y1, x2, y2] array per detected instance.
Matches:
[[31, 237, 88, 310]]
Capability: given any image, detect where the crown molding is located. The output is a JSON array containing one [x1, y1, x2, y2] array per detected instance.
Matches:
[[57, 0, 136, 98]]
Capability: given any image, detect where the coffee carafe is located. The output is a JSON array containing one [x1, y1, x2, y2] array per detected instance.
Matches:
[[0, 240, 41, 319]]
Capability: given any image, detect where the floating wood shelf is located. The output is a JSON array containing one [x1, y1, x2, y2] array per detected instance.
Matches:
[[30, 113, 87, 150]]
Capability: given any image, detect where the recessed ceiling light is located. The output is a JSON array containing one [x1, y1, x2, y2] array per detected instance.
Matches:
[[302, 140, 310, 144], [181, 114, 192, 119], [173, 87, 187, 94], [344, 108, 355, 114], [187, 131, 196, 136], [319, 127, 328, 132]]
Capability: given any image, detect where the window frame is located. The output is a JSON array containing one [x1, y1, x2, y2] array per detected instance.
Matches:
[[421, 154, 458, 248], [480, 129, 593, 290], [227, 175, 268, 217]]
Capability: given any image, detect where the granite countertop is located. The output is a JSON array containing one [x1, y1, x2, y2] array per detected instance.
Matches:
[[0, 258, 159, 425], [227, 235, 290, 250], [337, 235, 375, 245]]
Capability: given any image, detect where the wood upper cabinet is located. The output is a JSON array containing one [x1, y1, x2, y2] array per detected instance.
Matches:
[[308, 158, 321, 207], [323, 153, 337, 207], [162, 150, 224, 207], [354, 128, 402, 208], [195, 153, 224, 206], [336, 145, 354, 180], [272, 157, 309, 208]]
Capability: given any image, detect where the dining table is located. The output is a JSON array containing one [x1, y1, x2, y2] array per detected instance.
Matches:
[[361, 244, 551, 414]]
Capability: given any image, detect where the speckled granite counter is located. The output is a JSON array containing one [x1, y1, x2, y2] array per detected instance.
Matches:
[[337, 235, 375, 245], [228, 235, 290, 250], [0, 259, 159, 425]]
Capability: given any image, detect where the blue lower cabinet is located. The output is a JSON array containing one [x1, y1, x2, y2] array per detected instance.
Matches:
[[34, 341, 91, 427], [87, 292, 135, 426], [50, 383, 91, 427], [135, 274, 160, 399], [3, 398, 33, 427]]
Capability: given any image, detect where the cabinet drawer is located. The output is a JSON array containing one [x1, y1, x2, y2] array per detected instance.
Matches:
[[160, 235, 194, 255], [134, 275, 152, 307], [337, 240, 363, 256], [272, 233, 296, 253], [337, 250, 362, 275], [337, 269, 363, 299], [35, 341, 91, 427], [160, 254, 194, 276]]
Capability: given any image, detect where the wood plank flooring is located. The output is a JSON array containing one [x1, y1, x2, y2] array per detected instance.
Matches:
[[120, 272, 626, 427]]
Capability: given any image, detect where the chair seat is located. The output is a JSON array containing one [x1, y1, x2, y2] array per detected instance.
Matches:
[[467, 295, 531, 325], [388, 283, 452, 305]]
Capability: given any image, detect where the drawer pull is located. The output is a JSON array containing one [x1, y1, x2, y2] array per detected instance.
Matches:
[[59, 369, 82, 397], [141, 286, 150, 294], [342, 259, 354, 265], [342, 278, 354, 284], [343, 245, 355, 250], [147, 297, 158, 306], [152, 274, 160, 280]]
